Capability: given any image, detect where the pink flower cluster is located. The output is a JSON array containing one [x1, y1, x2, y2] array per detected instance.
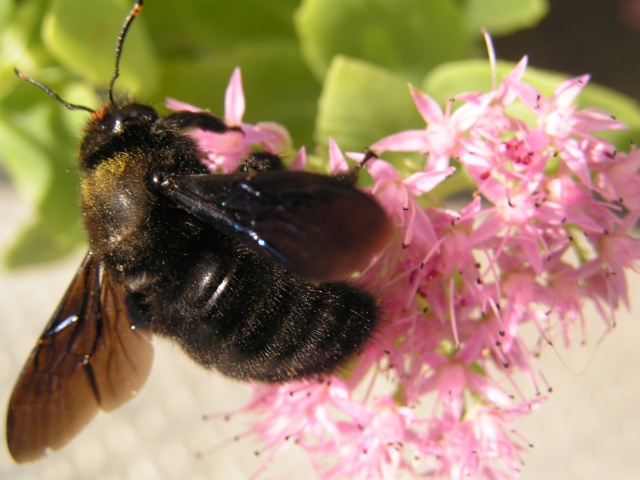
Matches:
[[170, 60, 640, 479]]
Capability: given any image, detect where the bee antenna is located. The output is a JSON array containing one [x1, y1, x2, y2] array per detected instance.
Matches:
[[13, 68, 95, 114], [108, 0, 144, 105]]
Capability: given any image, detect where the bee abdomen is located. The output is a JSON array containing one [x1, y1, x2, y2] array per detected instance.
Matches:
[[153, 245, 380, 382], [227, 280, 379, 382]]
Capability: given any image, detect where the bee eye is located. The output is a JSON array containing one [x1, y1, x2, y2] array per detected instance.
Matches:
[[113, 104, 158, 132]]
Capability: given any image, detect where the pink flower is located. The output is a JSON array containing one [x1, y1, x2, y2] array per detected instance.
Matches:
[[371, 86, 492, 172], [426, 401, 542, 480], [504, 72, 626, 186], [594, 147, 640, 210], [166, 67, 290, 172], [187, 60, 639, 479], [348, 151, 453, 248]]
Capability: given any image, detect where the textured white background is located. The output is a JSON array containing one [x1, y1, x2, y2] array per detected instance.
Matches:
[[1, 184, 639, 479]]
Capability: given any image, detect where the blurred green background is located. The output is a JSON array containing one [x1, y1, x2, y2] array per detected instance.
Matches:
[[1, 0, 639, 267]]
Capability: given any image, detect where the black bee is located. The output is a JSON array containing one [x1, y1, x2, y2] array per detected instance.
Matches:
[[6, 0, 392, 463]]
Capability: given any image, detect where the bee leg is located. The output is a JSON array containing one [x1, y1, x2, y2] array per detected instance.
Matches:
[[236, 148, 375, 182], [237, 151, 285, 174], [331, 148, 379, 186], [157, 111, 239, 133]]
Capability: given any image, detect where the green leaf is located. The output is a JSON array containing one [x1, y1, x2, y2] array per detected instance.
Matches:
[[42, 0, 159, 95], [461, 0, 548, 36], [145, 0, 300, 57], [0, 113, 52, 206], [0, 0, 50, 88], [295, 0, 470, 81], [0, 0, 13, 31], [316, 56, 422, 153], [0, 81, 87, 267], [4, 176, 85, 268]]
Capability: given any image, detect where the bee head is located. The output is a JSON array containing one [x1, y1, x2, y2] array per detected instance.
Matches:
[[78, 101, 159, 169]]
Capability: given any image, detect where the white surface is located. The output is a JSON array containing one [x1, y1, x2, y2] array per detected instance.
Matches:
[[0, 184, 639, 479]]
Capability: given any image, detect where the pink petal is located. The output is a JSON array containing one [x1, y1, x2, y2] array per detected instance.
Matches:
[[552, 74, 590, 108], [224, 67, 245, 125], [403, 168, 455, 196], [560, 140, 592, 186], [504, 75, 546, 114], [290, 147, 307, 171], [328, 137, 349, 173], [449, 93, 493, 131], [371, 130, 428, 152], [576, 108, 628, 132], [165, 97, 201, 112], [506, 56, 528, 81], [366, 158, 400, 183], [410, 85, 444, 124]]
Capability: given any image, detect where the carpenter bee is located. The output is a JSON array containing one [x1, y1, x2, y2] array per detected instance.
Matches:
[[6, 0, 392, 463]]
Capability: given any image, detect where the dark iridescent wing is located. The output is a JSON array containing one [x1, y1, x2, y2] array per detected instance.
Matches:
[[159, 170, 393, 282], [6, 251, 154, 463]]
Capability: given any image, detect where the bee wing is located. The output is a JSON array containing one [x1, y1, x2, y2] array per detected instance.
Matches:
[[163, 170, 393, 282], [6, 251, 154, 463]]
